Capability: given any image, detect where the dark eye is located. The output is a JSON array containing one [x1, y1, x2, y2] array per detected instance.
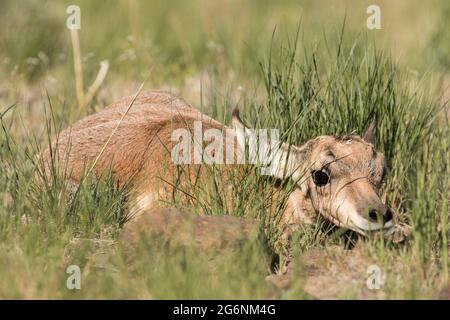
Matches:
[[312, 170, 330, 186]]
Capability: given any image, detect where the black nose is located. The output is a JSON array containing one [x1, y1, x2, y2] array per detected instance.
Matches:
[[368, 208, 393, 224]]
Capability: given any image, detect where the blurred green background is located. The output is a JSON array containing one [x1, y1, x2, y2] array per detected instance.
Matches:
[[0, 0, 449, 105]]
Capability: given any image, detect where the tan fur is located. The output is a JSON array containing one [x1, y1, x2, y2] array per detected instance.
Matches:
[[42, 90, 394, 238]]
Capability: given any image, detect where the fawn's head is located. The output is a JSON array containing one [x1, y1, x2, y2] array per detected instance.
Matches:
[[232, 110, 394, 235]]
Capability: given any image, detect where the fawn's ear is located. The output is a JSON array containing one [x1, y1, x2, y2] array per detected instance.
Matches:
[[231, 108, 307, 181], [231, 108, 248, 129], [362, 119, 376, 144]]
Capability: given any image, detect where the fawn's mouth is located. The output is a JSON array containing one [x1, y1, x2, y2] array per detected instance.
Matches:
[[347, 219, 409, 243], [347, 214, 395, 236]]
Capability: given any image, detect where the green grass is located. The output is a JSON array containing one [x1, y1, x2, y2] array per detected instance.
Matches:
[[0, 0, 449, 299]]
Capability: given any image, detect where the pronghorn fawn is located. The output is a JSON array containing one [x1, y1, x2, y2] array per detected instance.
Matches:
[[41, 90, 400, 246]]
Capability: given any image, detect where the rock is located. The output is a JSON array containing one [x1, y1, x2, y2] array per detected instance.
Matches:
[[438, 287, 450, 300], [384, 223, 411, 243], [120, 208, 262, 252]]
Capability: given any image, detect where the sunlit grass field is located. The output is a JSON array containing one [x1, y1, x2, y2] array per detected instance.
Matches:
[[0, 0, 449, 299]]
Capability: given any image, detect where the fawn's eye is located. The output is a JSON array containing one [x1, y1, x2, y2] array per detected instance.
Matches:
[[312, 170, 330, 186]]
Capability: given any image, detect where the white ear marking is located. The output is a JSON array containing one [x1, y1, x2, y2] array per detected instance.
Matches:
[[231, 108, 308, 180]]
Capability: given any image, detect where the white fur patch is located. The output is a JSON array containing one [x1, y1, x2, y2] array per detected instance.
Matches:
[[129, 192, 158, 219]]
